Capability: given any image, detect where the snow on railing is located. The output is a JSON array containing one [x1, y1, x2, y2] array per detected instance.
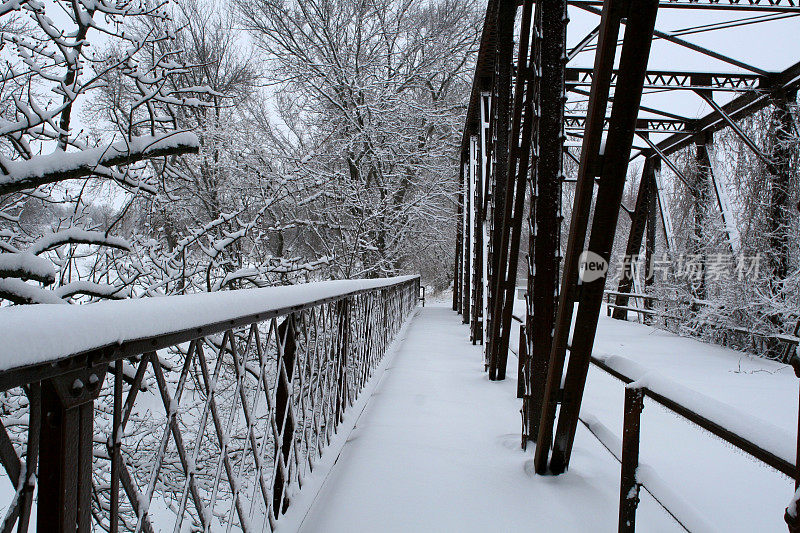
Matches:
[[0, 275, 419, 532], [588, 351, 798, 531]]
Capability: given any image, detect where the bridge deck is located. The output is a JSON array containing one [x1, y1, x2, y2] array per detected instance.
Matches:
[[293, 305, 679, 532]]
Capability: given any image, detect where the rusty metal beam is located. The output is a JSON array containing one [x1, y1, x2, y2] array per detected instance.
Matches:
[[694, 89, 777, 172], [613, 156, 656, 320], [533, 0, 629, 474], [657, 59, 800, 156], [570, 0, 800, 12], [567, 68, 767, 91], [453, 160, 464, 312], [565, 115, 691, 133], [495, 0, 538, 380], [487, 0, 518, 380], [550, 0, 661, 475], [574, 3, 768, 75], [523, 0, 567, 446], [567, 86, 694, 122]]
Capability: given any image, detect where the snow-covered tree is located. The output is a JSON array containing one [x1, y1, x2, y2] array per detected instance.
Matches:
[[237, 0, 480, 283], [0, 0, 201, 305]]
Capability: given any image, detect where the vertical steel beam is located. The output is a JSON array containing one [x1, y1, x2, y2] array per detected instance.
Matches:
[[613, 155, 656, 319], [462, 159, 472, 323], [692, 131, 712, 303], [480, 92, 493, 352], [644, 160, 659, 321], [653, 161, 675, 253], [523, 0, 568, 444], [533, 0, 629, 474], [110, 363, 123, 533], [335, 298, 351, 423], [470, 135, 484, 343], [550, 0, 660, 474], [497, 0, 539, 381], [487, 0, 518, 380], [454, 160, 464, 312], [273, 314, 298, 517], [706, 144, 741, 254], [38, 363, 106, 532]]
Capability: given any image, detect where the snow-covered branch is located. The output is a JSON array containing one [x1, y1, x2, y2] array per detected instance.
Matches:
[[0, 133, 199, 195]]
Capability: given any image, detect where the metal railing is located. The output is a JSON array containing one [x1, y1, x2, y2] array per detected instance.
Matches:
[[0, 275, 419, 532], [589, 353, 799, 532], [517, 321, 798, 531], [603, 290, 800, 361]]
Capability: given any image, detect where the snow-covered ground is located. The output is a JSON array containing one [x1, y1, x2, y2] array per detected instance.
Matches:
[[292, 305, 681, 532]]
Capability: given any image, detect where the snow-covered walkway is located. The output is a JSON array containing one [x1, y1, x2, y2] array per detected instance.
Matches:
[[293, 305, 680, 532]]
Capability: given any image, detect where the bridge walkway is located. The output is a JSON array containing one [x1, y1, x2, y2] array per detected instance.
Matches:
[[292, 305, 679, 532]]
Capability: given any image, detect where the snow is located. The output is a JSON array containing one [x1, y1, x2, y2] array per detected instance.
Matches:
[[0, 132, 199, 194], [0, 276, 417, 372], [293, 306, 680, 532], [0, 277, 66, 305], [706, 145, 741, 254], [275, 311, 417, 533], [52, 280, 130, 300], [579, 414, 715, 532], [788, 486, 800, 519], [0, 252, 55, 283], [298, 300, 795, 531], [27, 228, 131, 254], [605, 353, 796, 467]]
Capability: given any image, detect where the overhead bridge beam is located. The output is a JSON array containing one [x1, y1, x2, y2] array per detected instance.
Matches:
[[569, 0, 800, 12], [567, 68, 767, 92], [657, 58, 800, 156], [565, 115, 692, 133]]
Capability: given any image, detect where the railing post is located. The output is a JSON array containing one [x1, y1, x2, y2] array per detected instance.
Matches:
[[517, 324, 526, 399], [273, 313, 298, 518], [619, 386, 644, 533], [335, 298, 351, 423], [785, 354, 800, 531], [38, 361, 107, 532]]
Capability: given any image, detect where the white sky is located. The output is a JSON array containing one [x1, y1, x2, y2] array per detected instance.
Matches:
[[566, 6, 799, 157]]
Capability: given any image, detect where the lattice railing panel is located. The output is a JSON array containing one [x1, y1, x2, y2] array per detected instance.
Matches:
[[0, 277, 419, 532]]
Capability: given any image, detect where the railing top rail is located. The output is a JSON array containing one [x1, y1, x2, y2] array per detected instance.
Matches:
[[589, 352, 796, 479], [603, 290, 658, 300], [0, 275, 418, 390]]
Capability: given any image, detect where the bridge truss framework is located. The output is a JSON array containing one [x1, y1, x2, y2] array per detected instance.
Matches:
[[452, 0, 800, 514]]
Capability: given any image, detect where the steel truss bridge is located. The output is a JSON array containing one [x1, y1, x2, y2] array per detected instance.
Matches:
[[452, 0, 800, 530], [0, 1, 799, 532]]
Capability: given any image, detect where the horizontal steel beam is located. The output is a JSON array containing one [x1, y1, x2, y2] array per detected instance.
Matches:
[[657, 58, 800, 156], [568, 86, 693, 121], [569, 0, 800, 12], [567, 68, 766, 91], [565, 115, 692, 133]]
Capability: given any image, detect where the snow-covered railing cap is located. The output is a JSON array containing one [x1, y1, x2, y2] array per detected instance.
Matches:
[[0, 275, 419, 389]]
